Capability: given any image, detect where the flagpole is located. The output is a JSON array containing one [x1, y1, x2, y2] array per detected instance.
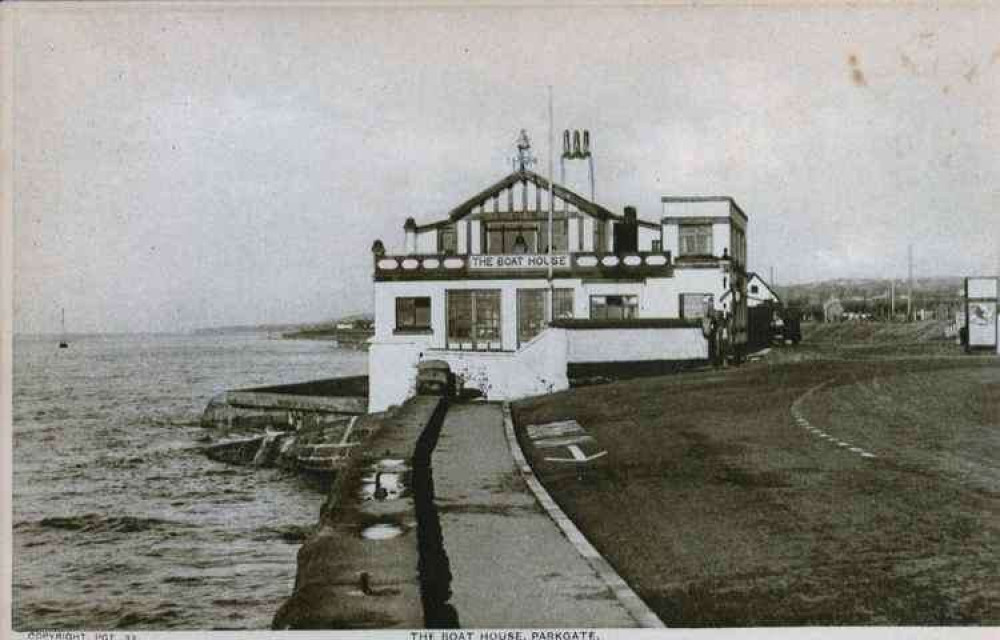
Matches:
[[547, 85, 554, 322]]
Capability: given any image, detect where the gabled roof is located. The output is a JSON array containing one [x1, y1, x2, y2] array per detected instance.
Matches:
[[446, 169, 619, 222], [747, 272, 781, 301], [412, 168, 661, 231]]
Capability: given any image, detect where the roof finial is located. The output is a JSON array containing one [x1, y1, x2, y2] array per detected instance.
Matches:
[[514, 129, 536, 172]]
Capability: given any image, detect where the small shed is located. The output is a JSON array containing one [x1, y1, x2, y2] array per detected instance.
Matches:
[[824, 297, 845, 323], [746, 272, 781, 308]]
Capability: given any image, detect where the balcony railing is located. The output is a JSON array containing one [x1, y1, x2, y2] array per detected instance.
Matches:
[[373, 251, 673, 282]]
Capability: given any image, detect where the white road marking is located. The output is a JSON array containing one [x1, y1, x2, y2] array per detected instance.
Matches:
[[790, 379, 878, 460], [544, 444, 608, 464]]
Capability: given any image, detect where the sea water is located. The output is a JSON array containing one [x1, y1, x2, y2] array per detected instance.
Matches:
[[12, 332, 368, 630]]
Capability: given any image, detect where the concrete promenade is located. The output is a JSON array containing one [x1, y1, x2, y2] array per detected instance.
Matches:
[[431, 402, 637, 627]]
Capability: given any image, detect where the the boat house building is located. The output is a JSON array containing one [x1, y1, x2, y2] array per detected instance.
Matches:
[[368, 132, 749, 411]]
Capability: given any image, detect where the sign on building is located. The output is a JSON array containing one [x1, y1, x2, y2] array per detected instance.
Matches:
[[468, 254, 571, 270], [965, 277, 998, 353]]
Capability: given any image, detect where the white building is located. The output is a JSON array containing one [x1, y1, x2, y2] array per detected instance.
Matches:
[[746, 272, 781, 308], [368, 133, 749, 411]]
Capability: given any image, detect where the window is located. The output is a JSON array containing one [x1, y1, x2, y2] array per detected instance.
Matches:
[[750, 285, 759, 294], [594, 220, 607, 252], [679, 224, 713, 256], [439, 227, 457, 255], [680, 293, 714, 319], [538, 219, 569, 252], [518, 289, 575, 345], [447, 290, 501, 350], [651, 239, 662, 252], [485, 223, 537, 254], [517, 290, 547, 345], [553, 289, 574, 319], [395, 297, 431, 332], [590, 295, 638, 320]]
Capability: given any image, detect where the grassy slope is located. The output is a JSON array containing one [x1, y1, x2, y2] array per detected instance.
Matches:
[[512, 354, 999, 625]]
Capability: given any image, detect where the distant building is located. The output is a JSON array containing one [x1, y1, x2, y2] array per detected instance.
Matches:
[[366, 132, 750, 411], [746, 272, 780, 308], [824, 297, 845, 322]]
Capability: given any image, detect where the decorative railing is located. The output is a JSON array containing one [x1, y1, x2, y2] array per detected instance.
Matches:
[[373, 251, 673, 281]]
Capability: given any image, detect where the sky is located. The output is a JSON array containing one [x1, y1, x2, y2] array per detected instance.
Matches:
[[9, 3, 1000, 333]]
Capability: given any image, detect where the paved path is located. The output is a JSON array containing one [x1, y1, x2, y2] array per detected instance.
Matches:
[[431, 402, 637, 628]]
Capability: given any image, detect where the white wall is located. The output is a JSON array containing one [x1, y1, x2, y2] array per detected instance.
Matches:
[[712, 223, 730, 256], [456, 220, 468, 254], [368, 341, 425, 412], [582, 218, 595, 251], [368, 323, 708, 411], [368, 328, 570, 411], [662, 199, 731, 218], [568, 217, 581, 252], [671, 266, 730, 313], [416, 229, 437, 254], [638, 225, 660, 251], [567, 327, 707, 363], [470, 220, 482, 254], [662, 223, 679, 256]]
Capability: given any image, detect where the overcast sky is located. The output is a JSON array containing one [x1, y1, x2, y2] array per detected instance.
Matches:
[[10, 3, 1000, 333]]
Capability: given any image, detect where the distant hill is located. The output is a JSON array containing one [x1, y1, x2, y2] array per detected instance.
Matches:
[[191, 323, 306, 335], [192, 312, 373, 336], [776, 277, 965, 307]]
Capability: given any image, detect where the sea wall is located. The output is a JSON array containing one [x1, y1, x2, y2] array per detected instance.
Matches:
[[272, 395, 449, 629], [201, 376, 368, 432]]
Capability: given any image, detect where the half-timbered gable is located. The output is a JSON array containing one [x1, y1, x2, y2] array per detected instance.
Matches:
[[406, 169, 657, 256]]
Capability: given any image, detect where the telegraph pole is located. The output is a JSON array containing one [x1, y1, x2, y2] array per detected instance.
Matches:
[[907, 243, 914, 322], [890, 280, 895, 322], [547, 86, 554, 322]]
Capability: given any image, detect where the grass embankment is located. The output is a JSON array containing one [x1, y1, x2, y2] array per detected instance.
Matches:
[[512, 353, 999, 625]]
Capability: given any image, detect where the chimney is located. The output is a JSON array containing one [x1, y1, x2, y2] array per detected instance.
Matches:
[[560, 129, 596, 201], [613, 205, 639, 253], [403, 217, 417, 255]]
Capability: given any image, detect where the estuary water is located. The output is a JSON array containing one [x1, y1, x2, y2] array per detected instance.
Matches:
[[12, 333, 368, 630]]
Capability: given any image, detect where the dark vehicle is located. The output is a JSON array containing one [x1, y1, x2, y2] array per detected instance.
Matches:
[[779, 308, 802, 345], [416, 359, 454, 396]]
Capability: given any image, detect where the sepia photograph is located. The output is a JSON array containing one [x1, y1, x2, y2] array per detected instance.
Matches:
[[3, 1, 999, 636]]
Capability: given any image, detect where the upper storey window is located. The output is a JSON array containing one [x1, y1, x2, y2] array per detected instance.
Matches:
[[679, 224, 713, 256], [438, 227, 457, 255]]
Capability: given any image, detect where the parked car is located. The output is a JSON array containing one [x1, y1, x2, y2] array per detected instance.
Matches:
[[416, 360, 454, 396]]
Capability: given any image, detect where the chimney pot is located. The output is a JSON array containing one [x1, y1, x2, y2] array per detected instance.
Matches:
[[403, 217, 417, 231], [583, 130, 590, 156], [572, 130, 582, 157]]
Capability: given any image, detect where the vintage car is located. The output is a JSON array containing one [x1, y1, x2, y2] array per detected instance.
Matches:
[[416, 359, 454, 396]]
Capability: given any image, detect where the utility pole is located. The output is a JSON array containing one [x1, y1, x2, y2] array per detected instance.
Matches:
[[890, 280, 895, 322], [907, 243, 914, 322], [547, 85, 554, 323]]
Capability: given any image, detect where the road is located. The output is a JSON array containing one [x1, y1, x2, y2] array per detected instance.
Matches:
[[513, 356, 1000, 625]]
